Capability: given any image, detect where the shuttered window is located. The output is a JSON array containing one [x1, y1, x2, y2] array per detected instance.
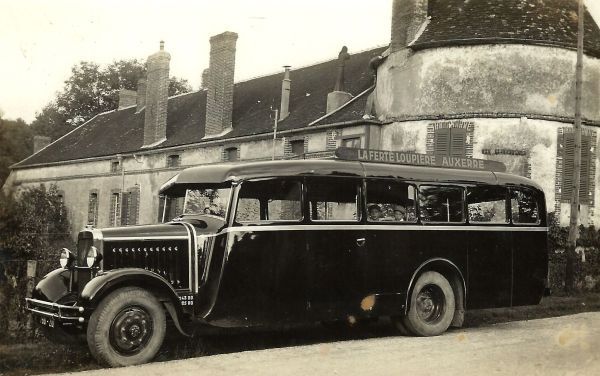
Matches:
[[434, 127, 466, 157], [561, 133, 592, 204], [109, 192, 120, 227], [120, 187, 140, 225], [87, 192, 99, 226]]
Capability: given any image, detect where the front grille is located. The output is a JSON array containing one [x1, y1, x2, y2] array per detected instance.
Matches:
[[76, 236, 93, 265], [103, 240, 189, 289]]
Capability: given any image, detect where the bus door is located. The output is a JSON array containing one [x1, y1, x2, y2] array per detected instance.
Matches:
[[362, 179, 419, 314], [305, 177, 366, 319], [466, 185, 512, 308]]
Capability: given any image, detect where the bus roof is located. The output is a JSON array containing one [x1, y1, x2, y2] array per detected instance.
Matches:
[[159, 159, 543, 194]]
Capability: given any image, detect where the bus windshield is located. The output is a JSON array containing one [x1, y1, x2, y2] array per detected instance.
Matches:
[[162, 185, 232, 222], [183, 187, 231, 217]]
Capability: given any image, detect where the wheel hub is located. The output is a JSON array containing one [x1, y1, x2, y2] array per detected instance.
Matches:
[[415, 284, 446, 324], [110, 306, 153, 355]]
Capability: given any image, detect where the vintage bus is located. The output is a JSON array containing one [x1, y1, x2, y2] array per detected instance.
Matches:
[[26, 148, 548, 366]]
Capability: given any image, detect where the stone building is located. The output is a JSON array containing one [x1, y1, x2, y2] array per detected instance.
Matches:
[[4, 33, 384, 235], [4, 0, 600, 235]]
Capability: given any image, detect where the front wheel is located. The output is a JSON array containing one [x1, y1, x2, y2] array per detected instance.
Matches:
[[402, 271, 455, 336], [86, 287, 166, 367]]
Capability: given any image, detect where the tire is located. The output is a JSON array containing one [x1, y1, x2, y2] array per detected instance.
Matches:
[[86, 287, 166, 367], [402, 271, 455, 337]]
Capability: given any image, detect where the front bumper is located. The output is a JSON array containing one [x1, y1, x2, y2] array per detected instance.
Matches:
[[25, 298, 85, 323]]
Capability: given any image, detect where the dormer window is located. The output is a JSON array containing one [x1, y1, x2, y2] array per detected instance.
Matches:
[[167, 154, 181, 168]]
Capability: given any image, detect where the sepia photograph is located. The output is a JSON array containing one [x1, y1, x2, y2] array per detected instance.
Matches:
[[1, 0, 600, 374]]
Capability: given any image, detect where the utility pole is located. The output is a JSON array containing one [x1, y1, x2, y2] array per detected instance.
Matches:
[[272, 108, 279, 161], [566, 0, 585, 293]]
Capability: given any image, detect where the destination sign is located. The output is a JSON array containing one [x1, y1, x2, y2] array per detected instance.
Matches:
[[335, 147, 506, 172]]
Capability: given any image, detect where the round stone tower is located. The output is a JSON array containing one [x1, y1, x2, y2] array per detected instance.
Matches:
[[375, 0, 600, 226]]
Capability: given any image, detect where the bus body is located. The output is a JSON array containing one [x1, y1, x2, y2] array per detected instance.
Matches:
[[26, 155, 548, 366]]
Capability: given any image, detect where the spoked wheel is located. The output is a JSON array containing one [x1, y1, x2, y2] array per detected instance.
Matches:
[[87, 287, 166, 367], [401, 271, 455, 336]]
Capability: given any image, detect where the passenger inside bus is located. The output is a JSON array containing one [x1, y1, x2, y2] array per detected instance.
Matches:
[[368, 204, 383, 221]]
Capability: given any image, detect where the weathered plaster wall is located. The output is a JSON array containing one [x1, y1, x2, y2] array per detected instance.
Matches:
[[381, 120, 428, 153], [375, 44, 600, 121], [307, 133, 327, 153], [471, 117, 558, 208], [379, 117, 600, 223]]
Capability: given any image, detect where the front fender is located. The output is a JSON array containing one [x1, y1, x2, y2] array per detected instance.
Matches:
[[80, 268, 179, 305], [32, 268, 72, 303]]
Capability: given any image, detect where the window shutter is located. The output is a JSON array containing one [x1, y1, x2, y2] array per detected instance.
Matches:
[[158, 196, 166, 222], [127, 187, 140, 225], [121, 192, 130, 225], [87, 193, 98, 226], [450, 128, 467, 157], [561, 133, 591, 204], [434, 128, 450, 156], [580, 136, 591, 204]]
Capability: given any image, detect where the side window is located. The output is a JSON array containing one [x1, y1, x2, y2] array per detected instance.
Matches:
[[308, 178, 359, 221], [366, 179, 417, 222], [510, 188, 540, 224], [419, 185, 464, 223], [467, 186, 508, 223], [235, 179, 302, 222]]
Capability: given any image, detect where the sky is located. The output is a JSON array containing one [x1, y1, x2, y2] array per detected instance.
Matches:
[[0, 0, 391, 122], [1, 0, 600, 123]]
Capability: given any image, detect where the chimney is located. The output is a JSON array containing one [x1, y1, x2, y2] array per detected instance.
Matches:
[[326, 46, 352, 113], [391, 0, 429, 53], [204, 31, 238, 138], [201, 68, 209, 89], [33, 135, 51, 154], [279, 66, 291, 121], [118, 89, 137, 110], [143, 41, 170, 147], [136, 78, 146, 113]]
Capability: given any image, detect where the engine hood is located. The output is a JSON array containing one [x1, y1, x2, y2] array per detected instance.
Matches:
[[99, 222, 190, 240]]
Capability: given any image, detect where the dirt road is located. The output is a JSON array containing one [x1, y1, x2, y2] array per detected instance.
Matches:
[[50, 312, 600, 376]]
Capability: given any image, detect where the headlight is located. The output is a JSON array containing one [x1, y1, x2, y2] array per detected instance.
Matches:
[[85, 246, 101, 268], [59, 248, 75, 269]]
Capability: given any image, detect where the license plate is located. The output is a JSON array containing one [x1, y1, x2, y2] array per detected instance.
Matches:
[[39, 316, 55, 328]]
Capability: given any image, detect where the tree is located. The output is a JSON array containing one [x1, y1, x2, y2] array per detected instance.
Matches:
[[0, 184, 70, 261], [31, 59, 192, 141], [0, 117, 33, 187]]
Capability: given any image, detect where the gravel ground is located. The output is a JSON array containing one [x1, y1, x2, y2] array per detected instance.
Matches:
[[47, 312, 600, 376]]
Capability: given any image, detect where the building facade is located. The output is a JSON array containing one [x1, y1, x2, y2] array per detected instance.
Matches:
[[4, 0, 600, 236]]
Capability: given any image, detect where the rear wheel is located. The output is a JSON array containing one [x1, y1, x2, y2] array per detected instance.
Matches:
[[402, 271, 455, 336], [86, 287, 166, 367]]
